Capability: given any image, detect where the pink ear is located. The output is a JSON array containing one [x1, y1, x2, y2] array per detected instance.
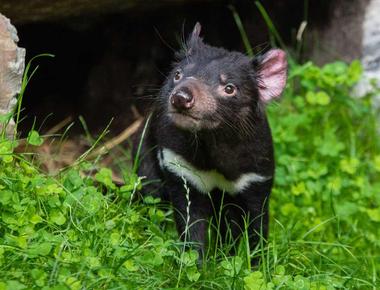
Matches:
[[257, 49, 287, 102]]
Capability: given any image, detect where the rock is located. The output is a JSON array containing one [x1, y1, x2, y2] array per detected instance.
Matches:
[[306, 0, 369, 64], [0, 13, 26, 137], [305, 0, 380, 105], [355, 0, 380, 104]]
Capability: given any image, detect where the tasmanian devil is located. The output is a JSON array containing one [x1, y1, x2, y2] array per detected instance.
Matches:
[[133, 23, 287, 260]]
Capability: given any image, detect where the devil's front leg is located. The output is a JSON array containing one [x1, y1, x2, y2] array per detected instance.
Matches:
[[164, 173, 212, 260], [223, 180, 272, 256]]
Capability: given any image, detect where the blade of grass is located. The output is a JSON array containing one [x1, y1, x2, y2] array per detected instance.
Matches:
[[14, 54, 54, 137], [132, 112, 152, 174], [229, 5, 254, 57], [255, 1, 297, 67], [254, 1, 286, 50]]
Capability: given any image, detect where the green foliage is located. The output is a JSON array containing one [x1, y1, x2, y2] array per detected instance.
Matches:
[[0, 59, 379, 289], [0, 144, 179, 289], [27, 130, 44, 146], [266, 60, 379, 289]]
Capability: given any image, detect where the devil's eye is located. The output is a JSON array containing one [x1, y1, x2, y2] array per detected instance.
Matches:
[[224, 84, 236, 95], [174, 71, 182, 81]]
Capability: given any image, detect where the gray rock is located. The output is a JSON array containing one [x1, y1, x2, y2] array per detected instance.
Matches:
[[0, 13, 26, 137], [355, 0, 380, 105]]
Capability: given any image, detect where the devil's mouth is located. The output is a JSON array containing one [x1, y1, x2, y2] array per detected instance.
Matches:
[[168, 111, 221, 130], [168, 111, 201, 121]]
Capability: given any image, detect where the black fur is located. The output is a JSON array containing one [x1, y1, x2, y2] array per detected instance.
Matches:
[[132, 23, 285, 261]]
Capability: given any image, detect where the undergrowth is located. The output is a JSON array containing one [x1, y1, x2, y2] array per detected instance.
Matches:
[[0, 54, 379, 289]]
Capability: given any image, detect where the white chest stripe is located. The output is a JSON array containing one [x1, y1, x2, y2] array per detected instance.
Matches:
[[158, 148, 271, 195]]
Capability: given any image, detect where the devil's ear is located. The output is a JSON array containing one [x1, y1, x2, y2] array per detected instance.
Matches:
[[191, 22, 202, 40], [187, 22, 202, 55], [254, 49, 287, 103]]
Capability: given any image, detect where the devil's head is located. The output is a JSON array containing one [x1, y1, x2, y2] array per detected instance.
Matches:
[[159, 23, 287, 134]]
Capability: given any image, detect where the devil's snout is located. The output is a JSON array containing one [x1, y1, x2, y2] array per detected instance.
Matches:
[[170, 87, 194, 111]]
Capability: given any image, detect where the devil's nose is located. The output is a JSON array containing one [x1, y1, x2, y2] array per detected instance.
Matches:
[[170, 90, 194, 110]]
